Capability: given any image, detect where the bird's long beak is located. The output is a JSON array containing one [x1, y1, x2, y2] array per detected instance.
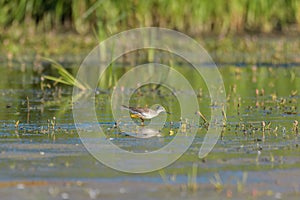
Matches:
[[166, 111, 171, 114]]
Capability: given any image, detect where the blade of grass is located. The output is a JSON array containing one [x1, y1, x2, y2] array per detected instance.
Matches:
[[43, 57, 90, 90]]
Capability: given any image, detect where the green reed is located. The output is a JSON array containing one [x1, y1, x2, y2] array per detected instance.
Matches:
[[1, 0, 300, 37], [43, 58, 90, 91]]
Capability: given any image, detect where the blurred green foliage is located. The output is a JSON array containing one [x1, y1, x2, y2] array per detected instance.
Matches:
[[1, 0, 300, 36]]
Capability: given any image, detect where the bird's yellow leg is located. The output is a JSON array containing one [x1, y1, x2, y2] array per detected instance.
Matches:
[[129, 114, 144, 126], [130, 114, 140, 119], [141, 118, 145, 126]]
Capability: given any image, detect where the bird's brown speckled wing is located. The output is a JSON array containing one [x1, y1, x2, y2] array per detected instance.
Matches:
[[122, 105, 149, 115], [130, 107, 149, 113]]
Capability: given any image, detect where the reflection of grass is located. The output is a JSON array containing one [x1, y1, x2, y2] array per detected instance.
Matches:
[[209, 173, 223, 192], [159, 163, 199, 192], [237, 172, 248, 193], [187, 163, 198, 191], [43, 58, 90, 91], [158, 169, 169, 185]]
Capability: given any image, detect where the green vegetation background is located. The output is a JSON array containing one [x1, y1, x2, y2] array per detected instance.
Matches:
[[1, 0, 300, 61]]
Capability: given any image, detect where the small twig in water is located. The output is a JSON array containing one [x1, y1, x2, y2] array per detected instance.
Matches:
[[196, 111, 208, 124]]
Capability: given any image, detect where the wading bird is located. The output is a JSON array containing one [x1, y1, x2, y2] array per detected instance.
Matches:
[[122, 105, 169, 125]]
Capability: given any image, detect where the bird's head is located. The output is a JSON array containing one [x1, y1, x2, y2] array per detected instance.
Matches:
[[156, 106, 170, 114]]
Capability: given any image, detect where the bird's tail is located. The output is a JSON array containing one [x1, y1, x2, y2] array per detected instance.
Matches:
[[121, 105, 130, 110]]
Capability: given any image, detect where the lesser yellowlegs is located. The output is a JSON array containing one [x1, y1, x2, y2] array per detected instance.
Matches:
[[121, 105, 169, 125]]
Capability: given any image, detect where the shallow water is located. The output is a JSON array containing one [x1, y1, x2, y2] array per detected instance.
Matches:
[[0, 62, 300, 199]]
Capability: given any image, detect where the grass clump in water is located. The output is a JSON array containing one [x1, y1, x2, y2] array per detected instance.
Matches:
[[43, 58, 90, 91]]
